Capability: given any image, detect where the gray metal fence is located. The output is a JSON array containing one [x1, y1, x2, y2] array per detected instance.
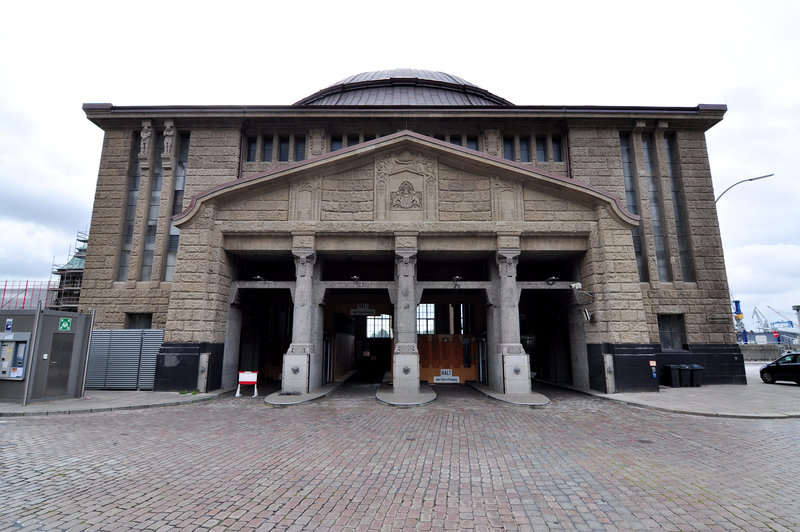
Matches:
[[86, 329, 163, 390]]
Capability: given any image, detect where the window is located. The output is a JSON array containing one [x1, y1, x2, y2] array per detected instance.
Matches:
[[519, 135, 531, 162], [330, 135, 343, 151], [642, 134, 671, 282], [450, 134, 463, 146], [363, 134, 376, 142], [262, 135, 274, 162], [346, 134, 359, 147], [366, 314, 392, 338], [117, 133, 141, 282], [127, 313, 152, 329], [620, 133, 649, 281], [294, 135, 306, 161], [552, 137, 563, 162], [417, 304, 435, 334], [535, 136, 547, 162], [140, 133, 165, 281], [503, 136, 514, 161], [658, 314, 686, 351], [164, 133, 190, 282], [246, 136, 257, 162], [665, 134, 695, 282], [433, 134, 445, 141], [278, 136, 290, 162], [466, 136, 478, 150]]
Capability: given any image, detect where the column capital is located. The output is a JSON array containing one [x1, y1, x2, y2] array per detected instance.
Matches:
[[496, 249, 520, 278], [395, 250, 417, 277], [292, 249, 316, 278]]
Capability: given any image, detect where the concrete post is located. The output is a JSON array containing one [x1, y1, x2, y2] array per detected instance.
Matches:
[[393, 250, 419, 394], [495, 250, 531, 394], [282, 249, 316, 394]]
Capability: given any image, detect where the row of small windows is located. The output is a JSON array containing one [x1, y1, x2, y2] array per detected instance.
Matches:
[[503, 134, 563, 163], [246, 135, 306, 163], [245, 132, 566, 163]]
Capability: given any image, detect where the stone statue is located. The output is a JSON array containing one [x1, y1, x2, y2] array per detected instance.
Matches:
[[140, 125, 152, 157]]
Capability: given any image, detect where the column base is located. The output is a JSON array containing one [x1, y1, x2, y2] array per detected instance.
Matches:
[[392, 343, 420, 394], [282, 344, 312, 394], [499, 343, 531, 394]]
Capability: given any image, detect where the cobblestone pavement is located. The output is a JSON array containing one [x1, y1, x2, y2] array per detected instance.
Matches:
[[1, 383, 798, 531]]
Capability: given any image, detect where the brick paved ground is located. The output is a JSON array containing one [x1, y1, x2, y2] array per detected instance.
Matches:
[[1, 383, 798, 531]]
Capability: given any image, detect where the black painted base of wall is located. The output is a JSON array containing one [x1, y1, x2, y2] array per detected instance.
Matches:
[[587, 343, 745, 393], [155, 342, 224, 392]]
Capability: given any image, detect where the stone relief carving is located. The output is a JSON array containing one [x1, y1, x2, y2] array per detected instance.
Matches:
[[491, 176, 523, 221], [390, 181, 422, 210], [290, 176, 321, 220], [395, 252, 417, 277], [293, 251, 316, 278], [496, 251, 519, 278], [139, 124, 152, 159]]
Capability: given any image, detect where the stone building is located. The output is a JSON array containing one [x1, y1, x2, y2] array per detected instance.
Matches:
[[80, 69, 744, 396]]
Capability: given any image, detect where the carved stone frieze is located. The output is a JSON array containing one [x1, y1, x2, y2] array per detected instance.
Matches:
[[289, 176, 321, 221], [375, 150, 437, 221]]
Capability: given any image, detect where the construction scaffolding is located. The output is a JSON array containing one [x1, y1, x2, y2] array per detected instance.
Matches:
[[48, 231, 88, 312], [0, 280, 56, 310]]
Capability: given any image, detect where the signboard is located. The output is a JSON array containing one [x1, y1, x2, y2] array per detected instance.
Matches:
[[433, 369, 459, 383], [4, 319, 11, 332], [58, 318, 72, 331], [773, 331, 780, 338], [236, 371, 258, 397], [350, 304, 376, 316]]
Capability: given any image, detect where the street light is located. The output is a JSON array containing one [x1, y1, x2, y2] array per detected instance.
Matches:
[[715, 174, 774, 203]]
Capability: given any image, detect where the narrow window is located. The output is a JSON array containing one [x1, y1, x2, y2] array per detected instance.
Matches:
[[346, 134, 359, 147], [416, 304, 436, 335], [433, 134, 445, 141], [466, 136, 478, 150], [642, 134, 671, 282], [262, 135, 274, 162], [278, 136, 290, 161], [449, 135, 463, 146], [140, 133, 164, 281], [665, 134, 695, 282], [126, 312, 152, 329], [658, 314, 686, 351], [535, 136, 547, 162], [164, 133, 190, 282], [246, 136, 257, 162], [117, 132, 141, 282], [294, 135, 306, 161], [552, 137, 563, 162], [366, 314, 392, 338], [503, 136, 514, 161], [363, 134, 376, 142], [330, 135, 343, 151], [519, 135, 531, 162], [620, 134, 649, 281]]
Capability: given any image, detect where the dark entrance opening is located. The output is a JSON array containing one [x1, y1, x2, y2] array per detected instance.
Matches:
[[238, 288, 293, 386], [519, 289, 573, 385], [324, 289, 393, 384]]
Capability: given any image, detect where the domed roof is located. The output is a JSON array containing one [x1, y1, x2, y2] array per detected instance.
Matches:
[[294, 69, 513, 107]]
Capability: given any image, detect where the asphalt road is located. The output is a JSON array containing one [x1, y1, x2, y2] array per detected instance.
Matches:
[[1, 381, 798, 531]]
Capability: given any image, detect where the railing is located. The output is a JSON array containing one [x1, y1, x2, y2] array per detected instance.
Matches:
[[0, 280, 57, 310]]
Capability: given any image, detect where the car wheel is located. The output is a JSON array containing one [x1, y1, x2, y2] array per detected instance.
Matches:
[[761, 372, 774, 384]]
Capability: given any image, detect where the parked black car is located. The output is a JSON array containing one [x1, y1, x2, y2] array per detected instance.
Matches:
[[760, 352, 800, 384]]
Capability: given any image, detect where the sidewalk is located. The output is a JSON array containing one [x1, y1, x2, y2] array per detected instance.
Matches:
[[592, 362, 800, 418], [2, 363, 797, 418]]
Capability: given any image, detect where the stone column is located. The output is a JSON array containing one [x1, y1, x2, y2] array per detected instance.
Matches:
[[495, 250, 531, 394], [393, 250, 419, 394], [282, 249, 316, 394]]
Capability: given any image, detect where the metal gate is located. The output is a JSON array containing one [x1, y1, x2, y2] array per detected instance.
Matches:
[[86, 329, 164, 390]]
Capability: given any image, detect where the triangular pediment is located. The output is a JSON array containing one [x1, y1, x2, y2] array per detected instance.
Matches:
[[174, 130, 637, 228]]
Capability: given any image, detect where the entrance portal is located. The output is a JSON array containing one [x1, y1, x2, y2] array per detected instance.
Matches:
[[519, 289, 572, 385], [416, 290, 486, 385], [238, 289, 293, 385], [323, 290, 393, 384]]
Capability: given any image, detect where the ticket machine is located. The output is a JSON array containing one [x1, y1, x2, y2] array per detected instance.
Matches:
[[0, 333, 31, 380]]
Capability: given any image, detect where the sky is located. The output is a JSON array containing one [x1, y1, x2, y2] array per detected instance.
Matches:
[[0, 0, 798, 329]]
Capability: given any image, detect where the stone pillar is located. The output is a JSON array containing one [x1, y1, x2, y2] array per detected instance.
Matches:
[[282, 249, 316, 394], [393, 250, 419, 394], [495, 250, 531, 394]]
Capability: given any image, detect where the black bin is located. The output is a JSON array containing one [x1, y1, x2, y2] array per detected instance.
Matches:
[[663, 365, 681, 387], [678, 364, 692, 387], [689, 364, 704, 387]]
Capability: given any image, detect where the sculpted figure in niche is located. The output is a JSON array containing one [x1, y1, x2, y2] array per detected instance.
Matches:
[[163, 124, 174, 156], [140, 125, 152, 157], [390, 180, 422, 210]]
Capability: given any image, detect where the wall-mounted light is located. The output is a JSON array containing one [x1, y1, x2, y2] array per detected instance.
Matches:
[[452, 275, 462, 289], [350, 275, 360, 282], [545, 276, 559, 286]]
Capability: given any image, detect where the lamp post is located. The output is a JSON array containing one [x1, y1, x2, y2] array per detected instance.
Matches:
[[715, 174, 774, 203]]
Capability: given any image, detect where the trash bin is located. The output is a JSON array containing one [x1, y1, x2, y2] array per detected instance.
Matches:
[[689, 364, 704, 387], [663, 365, 681, 387], [678, 364, 692, 387]]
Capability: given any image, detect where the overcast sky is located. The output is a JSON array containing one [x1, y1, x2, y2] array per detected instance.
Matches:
[[0, 0, 797, 329]]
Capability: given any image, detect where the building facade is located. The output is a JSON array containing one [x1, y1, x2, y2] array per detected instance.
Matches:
[[80, 69, 744, 395]]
